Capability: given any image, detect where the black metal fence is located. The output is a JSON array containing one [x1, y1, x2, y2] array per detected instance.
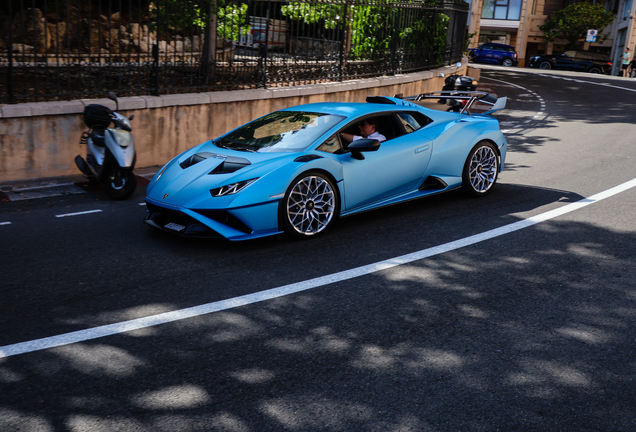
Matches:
[[0, 0, 469, 104]]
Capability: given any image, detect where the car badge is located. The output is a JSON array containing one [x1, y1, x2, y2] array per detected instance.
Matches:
[[163, 193, 169, 199]]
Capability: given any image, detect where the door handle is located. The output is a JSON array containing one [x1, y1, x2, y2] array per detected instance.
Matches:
[[415, 145, 430, 154]]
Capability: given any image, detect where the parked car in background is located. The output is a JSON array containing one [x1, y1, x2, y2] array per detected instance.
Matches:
[[468, 43, 518, 67], [527, 50, 612, 74]]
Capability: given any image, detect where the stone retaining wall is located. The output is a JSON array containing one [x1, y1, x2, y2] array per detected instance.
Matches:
[[0, 61, 476, 182]]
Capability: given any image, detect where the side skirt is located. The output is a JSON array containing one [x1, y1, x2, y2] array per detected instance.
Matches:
[[340, 183, 461, 218]]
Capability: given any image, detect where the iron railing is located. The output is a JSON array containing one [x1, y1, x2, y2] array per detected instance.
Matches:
[[0, 0, 469, 104]]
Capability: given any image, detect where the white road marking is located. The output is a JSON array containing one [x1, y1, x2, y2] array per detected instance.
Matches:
[[55, 210, 103, 218], [0, 221, 11, 226], [478, 76, 546, 130], [2, 177, 636, 359], [540, 74, 636, 93]]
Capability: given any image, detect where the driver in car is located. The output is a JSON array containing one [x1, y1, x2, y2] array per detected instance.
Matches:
[[340, 119, 386, 143]]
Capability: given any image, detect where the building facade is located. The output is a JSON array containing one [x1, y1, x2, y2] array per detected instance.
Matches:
[[467, 0, 636, 74]]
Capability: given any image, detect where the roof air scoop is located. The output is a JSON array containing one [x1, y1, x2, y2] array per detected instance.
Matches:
[[366, 96, 397, 105]]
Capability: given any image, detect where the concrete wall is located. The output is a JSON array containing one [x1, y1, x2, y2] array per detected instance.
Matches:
[[0, 60, 469, 182]]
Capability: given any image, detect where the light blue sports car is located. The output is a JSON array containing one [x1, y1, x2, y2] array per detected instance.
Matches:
[[144, 92, 507, 240]]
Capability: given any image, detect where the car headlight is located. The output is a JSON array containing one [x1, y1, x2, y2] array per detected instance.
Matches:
[[210, 178, 258, 197]]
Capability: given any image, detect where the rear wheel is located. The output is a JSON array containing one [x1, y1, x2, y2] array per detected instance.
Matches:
[[539, 61, 552, 70], [588, 67, 601, 74], [281, 171, 339, 238], [501, 58, 514, 67], [462, 141, 499, 197], [105, 169, 137, 200]]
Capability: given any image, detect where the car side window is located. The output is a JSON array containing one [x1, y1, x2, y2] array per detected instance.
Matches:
[[316, 134, 343, 154], [396, 113, 424, 133], [330, 114, 401, 152]]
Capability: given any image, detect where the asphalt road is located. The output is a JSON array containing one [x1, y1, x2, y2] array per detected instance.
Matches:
[[2, 67, 636, 431]]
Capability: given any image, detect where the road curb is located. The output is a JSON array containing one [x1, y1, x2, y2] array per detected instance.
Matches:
[[0, 168, 158, 202]]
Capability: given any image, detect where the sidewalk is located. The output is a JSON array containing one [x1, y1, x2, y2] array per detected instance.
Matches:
[[0, 166, 161, 202]]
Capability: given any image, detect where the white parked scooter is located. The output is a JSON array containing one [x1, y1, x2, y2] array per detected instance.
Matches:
[[75, 91, 137, 200]]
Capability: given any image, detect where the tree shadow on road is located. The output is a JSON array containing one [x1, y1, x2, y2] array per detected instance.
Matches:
[[4, 182, 636, 431]]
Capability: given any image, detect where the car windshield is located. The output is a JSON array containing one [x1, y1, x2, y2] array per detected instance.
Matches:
[[216, 111, 346, 153]]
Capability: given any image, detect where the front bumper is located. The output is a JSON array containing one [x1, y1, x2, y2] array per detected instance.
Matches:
[[144, 197, 282, 241]]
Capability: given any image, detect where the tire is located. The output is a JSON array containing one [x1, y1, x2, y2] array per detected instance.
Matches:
[[501, 58, 514, 67], [588, 67, 601, 74], [539, 61, 552, 70], [105, 169, 137, 200], [462, 141, 499, 197], [281, 171, 339, 238]]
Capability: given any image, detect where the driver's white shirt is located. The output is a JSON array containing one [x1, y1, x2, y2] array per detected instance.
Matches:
[[353, 131, 386, 142]]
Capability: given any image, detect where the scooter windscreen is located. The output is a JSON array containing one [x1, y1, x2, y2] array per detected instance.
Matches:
[[112, 112, 133, 131]]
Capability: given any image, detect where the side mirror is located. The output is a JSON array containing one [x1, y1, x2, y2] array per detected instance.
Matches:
[[107, 91, 119, 111], [348, 138, 381, 160]]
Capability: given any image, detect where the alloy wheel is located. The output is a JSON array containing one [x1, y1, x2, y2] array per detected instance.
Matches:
[[462, 142, 499, 197], [285, 175, 336, 236]]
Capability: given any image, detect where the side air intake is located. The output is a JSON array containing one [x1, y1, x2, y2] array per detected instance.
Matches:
[[419, 176, 448, 191]]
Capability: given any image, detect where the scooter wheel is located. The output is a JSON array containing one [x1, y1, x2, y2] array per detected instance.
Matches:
[[105, 170, 137, 200]]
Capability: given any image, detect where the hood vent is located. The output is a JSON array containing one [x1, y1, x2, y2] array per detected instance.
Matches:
[[209, 156, 252, 174], [179, 152, 251, 174], [180, 152, 218, 169]]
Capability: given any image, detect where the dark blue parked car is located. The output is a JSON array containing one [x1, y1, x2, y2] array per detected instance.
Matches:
[[469, 43, 518, 67]]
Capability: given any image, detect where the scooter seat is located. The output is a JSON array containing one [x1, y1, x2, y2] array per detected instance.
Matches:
[[90, 129, 106, 147]]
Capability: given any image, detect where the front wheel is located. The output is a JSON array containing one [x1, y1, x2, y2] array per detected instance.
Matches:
[[105, 169, 137, 200], [539, 61, 552, 70], [462, 141, 499, 197], [281, 171, 339, 238]]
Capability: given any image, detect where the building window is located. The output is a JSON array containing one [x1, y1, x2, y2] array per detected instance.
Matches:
[[482, 0, 522, 20], [623, 0, 633, 19]]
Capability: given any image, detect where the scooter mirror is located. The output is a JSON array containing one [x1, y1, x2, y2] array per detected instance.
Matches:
[[107, 91, 119, 111], [129, 114, 135, 121]]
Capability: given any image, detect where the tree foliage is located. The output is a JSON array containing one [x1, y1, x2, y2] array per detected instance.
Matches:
[[150, 1, 249, 39], [280, 2, 342, 29], [281, 1, 450, 62], [217, 3, 249, 40], [538, 1, 614, 50]]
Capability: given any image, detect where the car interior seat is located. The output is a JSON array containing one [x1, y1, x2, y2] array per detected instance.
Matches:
[[374, 116, 402, 141]]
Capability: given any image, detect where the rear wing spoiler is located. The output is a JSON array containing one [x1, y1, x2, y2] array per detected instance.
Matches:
[[396, 91, 507, 116]]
